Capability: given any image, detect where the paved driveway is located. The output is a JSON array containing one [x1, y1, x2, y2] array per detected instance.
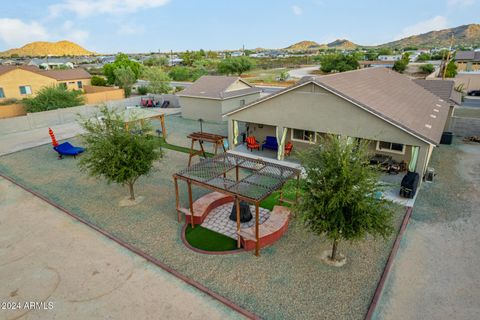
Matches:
[[0, 178, 242, 320]]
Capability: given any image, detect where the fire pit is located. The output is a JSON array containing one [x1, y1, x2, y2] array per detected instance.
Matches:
[[229, 201, 253, 223]]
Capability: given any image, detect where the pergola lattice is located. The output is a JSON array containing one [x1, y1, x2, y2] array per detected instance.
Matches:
[[173, 153, 301, 256]]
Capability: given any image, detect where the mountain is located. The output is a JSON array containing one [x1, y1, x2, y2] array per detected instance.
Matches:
[[327, 39, 358, 49], [285, 40, 326, 51], [380, 24, 480, 48], [0, 40, 95, 57]]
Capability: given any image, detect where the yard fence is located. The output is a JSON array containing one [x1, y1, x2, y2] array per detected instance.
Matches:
[[450, 116, 480, 136]]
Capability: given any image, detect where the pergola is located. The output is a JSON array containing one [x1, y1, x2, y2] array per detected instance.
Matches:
[[173, 153, 301, 256], [121, 108, 167, 138]]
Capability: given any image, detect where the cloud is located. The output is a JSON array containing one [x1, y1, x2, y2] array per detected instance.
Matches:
[[118, 24, 145, 36], [0, 19, 50, 47], [394, 16, 448, 40], [292, 5, 303, 15], [447, 0, 476, 7], [49, 0, 170, 18], [61, 21, 89, 44]]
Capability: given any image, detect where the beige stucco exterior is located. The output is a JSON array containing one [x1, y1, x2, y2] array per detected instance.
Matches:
[[455, 61, 480, 72], [227, 83, 434, 176], [0, 68, 90, 102], [180, 92, 260, 122]]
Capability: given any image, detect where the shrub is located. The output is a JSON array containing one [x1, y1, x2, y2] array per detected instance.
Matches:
[[393, 60, 408, 73], [317, 54, 359, 73], [91, 76, 108, 86], [113, 66, 136, 97], [23, 85, 85, 113], [142, 67, 172, 94], [217, 56, 255, 76], [137, 86, 148, 95], [445, 60, 457, 78], [168, 66, 192, 81], [419, 64, 435, 74]]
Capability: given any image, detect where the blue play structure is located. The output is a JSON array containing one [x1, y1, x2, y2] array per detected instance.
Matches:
[[262, 136, 278, 151], [54, 142, 85, 159]]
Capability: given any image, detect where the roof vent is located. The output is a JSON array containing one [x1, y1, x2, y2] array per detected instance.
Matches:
[[439, 99, 444, 102], [435, 104, 442, 108], [430, 114, 437, 118], [433, 108, 439, 112], [425, 124, 432, 129]]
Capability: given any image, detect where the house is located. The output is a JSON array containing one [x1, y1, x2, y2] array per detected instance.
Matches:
[[177, 76, 261, 122], [28, 58, 74, 70], [0, 65, 91, 101], [224, 68, 450, 179], [378, 55, 402, 62], [454, 50, 480, 72]]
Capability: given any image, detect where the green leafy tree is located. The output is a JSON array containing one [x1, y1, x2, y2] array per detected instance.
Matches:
[[217, 56, 256, 76], [91, 76, 108, 86], [142, 67, 172, 94], [393, 60, 408, 73], [137, 86, 148, 95], [295, 135, 394, 262], [377, 47, 393, 55], [78, 106, 163, 201], [318, 54, 359, 73], [103, 53, 142, 84], [416, 53, 432, 62], [180, 50, 204, 66], [419, 63, 435, 74], [143, 55, 169, 67], [445, 60, 457, 78], [365, 50, 379, 61], [114, 66, 136, 97], [168, 66, 192, 81], [23, 85, 84, 113]]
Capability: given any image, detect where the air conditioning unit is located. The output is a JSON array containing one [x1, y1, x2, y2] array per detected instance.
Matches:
[[425, 168, 435, 182]]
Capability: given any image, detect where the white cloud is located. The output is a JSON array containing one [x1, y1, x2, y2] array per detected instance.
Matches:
[[61, 21, 89, 44], [0, 19, 50, 47], [394, 16, 448, 40], [118, 24, 145, 36], [49, 0, 170, 18], [292, 5, 303, 16], [447, 0, 475, 7]]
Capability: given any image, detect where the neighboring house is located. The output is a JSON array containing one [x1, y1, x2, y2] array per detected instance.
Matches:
[[177, 76, 261, 122], [0, 66, 91, 101], [454, 51, 480, 72], [224, 68, 450, 179], [28, 58, 74, 70], [359, 60, 395, 69], [378, 55, 402, 62]]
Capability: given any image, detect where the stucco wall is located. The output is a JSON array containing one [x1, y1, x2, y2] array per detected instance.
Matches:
[[221, 93, 260, 116], [0, 103, 26, 119], [0, 69, 56, 100], [179, 96, 222, 122]]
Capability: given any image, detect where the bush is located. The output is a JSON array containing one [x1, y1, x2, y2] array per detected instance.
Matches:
[[393, 60, 408, 73], [445, 60, 457, 78], [317, 54, 359, 73], [91, 76, 107, 86], [168, 66, 191, 81], [217, 56, 255, 76], [137, 86, 148, 95], [142, 67, 172, 94], [419, 64, 435, 74], [23, 85, 85, 113]]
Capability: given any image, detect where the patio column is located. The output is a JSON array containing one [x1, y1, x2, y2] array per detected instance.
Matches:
[[409, 146, 419, 172], [232, 120, 239, 146], [276, 126, 288, 161]]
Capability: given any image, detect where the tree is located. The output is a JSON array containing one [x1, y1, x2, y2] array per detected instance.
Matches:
[[444, 60, 457, 78], [295, 135, 394, 263], [143, 55, 169, 67], [393, 53, 410, 73], [318, 54, 359, 73], [365, 50, 379, 61], [114, 66, 136, 97], [142, 67, 172, 94], [103, 53, 142, 85], [23, 85, 84, 113], [377, 47, 393, 55], [78, 106, 163, 201], [416, 53, 432, 62], [91, 76, 108, 86], [168, 66, 192, 81], [419, 63, 435, 74], [217, 56, 255, 76]]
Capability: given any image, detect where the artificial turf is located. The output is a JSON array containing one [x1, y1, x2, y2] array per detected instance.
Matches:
[[185, 225, 238, 251]]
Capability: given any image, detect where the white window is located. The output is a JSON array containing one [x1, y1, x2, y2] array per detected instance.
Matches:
[[291, 129, 316, 143], [239, 99, 245, 107], [376, 141, 405, 154], [19, 85, 32, 95]]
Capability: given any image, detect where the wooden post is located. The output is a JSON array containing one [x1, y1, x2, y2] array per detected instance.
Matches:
[[236, 197, 241, 248], [188, 139, 195, 167], [160, 115, 167, 138], [213, 141, 218, 155], [255, 202, 260, 256], [235, 165, 239, 182], [187, 181, 194, 228], [174, 177, 180, 222], [199, 140, 206, 158]]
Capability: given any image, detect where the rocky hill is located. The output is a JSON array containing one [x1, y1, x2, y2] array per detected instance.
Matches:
[[327, 39, 358, 49], [0, 40, 95, 57], [285, 40, 326, 51]]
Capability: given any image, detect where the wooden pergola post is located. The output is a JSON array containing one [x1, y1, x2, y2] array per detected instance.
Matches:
[[159, 114, 167, 138], [236, 197, 241, 248], [255, 202, 260, 257], [174, 177, 180, 222], [187, 181, 194, 228]]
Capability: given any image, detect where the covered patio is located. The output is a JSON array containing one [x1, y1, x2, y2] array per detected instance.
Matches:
[[173, 153, 301, 256]]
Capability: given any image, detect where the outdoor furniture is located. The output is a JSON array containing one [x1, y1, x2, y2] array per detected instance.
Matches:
[[160, 101, 170, 108], [284, 141, 293, 156], [370, 154, 392, 165], [54, 142, 85, 159], [246, 136, 260, 151], [229, 201, 253, 222], [262, 136, 278, 151], [187, 132, 227, 166], [121, 108, 167, 139], [400, 171, 419, 198]]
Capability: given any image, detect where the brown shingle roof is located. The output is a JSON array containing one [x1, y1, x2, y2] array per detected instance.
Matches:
[[455, 50, 480, 61], [413, 79, 462, 105], [226, 68, 450, 145], [0, 65, 91, 80], [177, 75, 261, 99]]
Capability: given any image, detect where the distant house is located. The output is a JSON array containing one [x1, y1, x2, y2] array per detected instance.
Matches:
[[224, 68, 450, 179], [0, 66, 91, 101], [177, 76, 261, 122], [454, 51, 480, 72], [378, 55, 402, 62], [28, 58, 74, 70]]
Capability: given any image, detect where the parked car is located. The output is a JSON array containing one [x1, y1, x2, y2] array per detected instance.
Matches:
[[467, 90, 480, 96]]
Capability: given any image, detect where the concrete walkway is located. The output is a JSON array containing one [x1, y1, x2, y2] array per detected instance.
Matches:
[[287, 66, 319, 79], [0, 178, 243, 320]]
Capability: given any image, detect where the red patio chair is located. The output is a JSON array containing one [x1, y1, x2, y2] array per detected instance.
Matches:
[[246, 136, 260, 151], [284, 141, 293, 156]]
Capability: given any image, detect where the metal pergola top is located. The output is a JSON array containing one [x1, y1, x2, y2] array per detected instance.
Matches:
[[175, 153, 300, 202]]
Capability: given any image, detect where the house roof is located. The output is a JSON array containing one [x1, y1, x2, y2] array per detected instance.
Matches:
[[225, 68, 450, 145], [177, 75, 261, 100], [455, 50, 480, 62], [413, 79, 462, 105], [0, 65, 91, 80]]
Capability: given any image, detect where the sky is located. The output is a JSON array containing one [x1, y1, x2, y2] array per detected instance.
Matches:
[[0, 0, 478, 53]]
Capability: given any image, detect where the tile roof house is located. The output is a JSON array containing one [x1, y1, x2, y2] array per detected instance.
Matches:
[[177, 76, 261, 122], [225, 68, 451, 180], [454, 50, 480, 72], [0, 66, 91, 101]]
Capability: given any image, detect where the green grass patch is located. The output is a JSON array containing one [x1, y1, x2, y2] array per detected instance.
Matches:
[[185, 225, 238, 251], [157, 136, 214, 156]]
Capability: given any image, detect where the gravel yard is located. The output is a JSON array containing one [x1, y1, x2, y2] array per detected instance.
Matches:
[[0, 135, 406, 320]]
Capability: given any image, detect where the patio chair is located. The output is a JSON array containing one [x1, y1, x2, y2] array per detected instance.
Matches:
[[284, 141, 293, 156], [54, 142, 85, 159], [246, 136, 260, 151], [160, 101, 170, 108], [140, 98, 147, 107], [262, 136, 278, 151]]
